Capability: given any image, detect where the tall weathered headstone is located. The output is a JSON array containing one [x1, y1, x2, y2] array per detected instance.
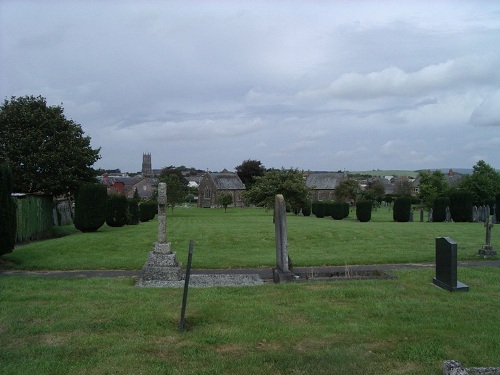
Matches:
[[478, 215, 496, 256], [433, 237, 469, 292], [273, 194, 294, 283], [139, 182, 183, 284]]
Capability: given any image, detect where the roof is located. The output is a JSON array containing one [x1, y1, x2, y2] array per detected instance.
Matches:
[[210, 172, 246, 190], [305, 172, 345, 190]]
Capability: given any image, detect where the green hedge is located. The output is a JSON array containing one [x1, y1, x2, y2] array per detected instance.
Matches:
[[127, 199, 140, 225], [449, 191, 473, 222], [331, 202, 346, 220], [0, 165, 16, 255], [393, 197, 411, 222], [74, 183, 107, 232], [356, 200, 373, 222], [106, 194, 129, 227], [139, 201, 157, 222], [433, 197, 450, 222]]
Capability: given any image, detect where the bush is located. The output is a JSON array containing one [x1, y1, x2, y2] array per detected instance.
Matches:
[[393, 196, 411, 222], [74, 183, 107, 232], [302, 204, 311, 217], [449, 191, 473, 222], [356, 200, 373, 222], [331, 202, 345, 220], [105, 194, 129, 227], [314, 202, 326, 218], [139, 201, 157, 222], [0, 165, 16, 255], [432, 197, 450, 222], [342, 202, 350, 219], [127, 199, 140, 225]]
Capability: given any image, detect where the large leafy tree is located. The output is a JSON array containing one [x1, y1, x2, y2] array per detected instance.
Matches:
[[159, 166, 188, 211], [0, 96, 100, 196], [334, 179, 360, 203], [235, 159, 266, 190], [417, 170, 448, 208], [244, 168, 309, 210], [459, 160, 500, 205]]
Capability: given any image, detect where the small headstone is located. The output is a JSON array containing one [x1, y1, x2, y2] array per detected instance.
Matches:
[[478, 215, 496, 256], [473, 206, 478, 222], [433, 237, 469, 292], [420, 208, 424, 222], [445, 207, 451, 222], [428, 208, 433, 222]]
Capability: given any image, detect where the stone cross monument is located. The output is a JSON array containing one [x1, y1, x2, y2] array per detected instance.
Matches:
[[139, 182, 183, 285]]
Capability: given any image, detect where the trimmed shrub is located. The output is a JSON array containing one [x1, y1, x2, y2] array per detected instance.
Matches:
[[302, 204, 311, 217], [342, 202, 350, 219], [74, 183, 107, 232], [496, 193, 500, 222], [139, 200, 157, 222], [106, 194, 129, 227], [127, 199, 140, 225], [0, 165, 16, 255], [393, 196, 412, 222], [314, 202, 326, 218], [356, 200, 373, 222], [331, 202, 345, 220], [432, 197, 450, 222], [449, 191, 474, 222]]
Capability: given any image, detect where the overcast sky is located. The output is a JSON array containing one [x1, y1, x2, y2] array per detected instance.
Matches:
[[1, 1, 500, 173]]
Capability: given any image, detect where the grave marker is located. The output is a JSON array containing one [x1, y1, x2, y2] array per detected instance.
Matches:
[[273, 194, 294, 283], [433, 237, 469, 292], [478, 215, 496, 256]]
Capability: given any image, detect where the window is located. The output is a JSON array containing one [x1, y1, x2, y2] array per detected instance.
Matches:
[[204, 187, 211, 199]]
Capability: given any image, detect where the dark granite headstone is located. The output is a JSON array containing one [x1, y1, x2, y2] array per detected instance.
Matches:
[[433, 237, 469, 292]]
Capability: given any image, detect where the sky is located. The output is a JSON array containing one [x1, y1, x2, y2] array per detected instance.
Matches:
[[1, 0, 500, 173]]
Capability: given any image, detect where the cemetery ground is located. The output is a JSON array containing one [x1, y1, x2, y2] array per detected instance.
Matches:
[[1, 207, 499, 374]]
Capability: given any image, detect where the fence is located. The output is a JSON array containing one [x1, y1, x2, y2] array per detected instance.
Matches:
[[14, 194, 54, 243]]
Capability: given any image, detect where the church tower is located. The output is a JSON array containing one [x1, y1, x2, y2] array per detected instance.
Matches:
[[142, 153, 153, 177]]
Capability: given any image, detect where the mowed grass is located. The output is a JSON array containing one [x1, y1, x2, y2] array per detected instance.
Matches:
[[2, 206, 497, 270], [1, 207, 499, 374], [1, 267, 500, 374]]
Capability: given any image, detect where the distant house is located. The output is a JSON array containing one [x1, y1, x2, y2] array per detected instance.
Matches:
[[100, 173, 157, 199], [305, 172, 347, 202], [198, 170, 246, 208]]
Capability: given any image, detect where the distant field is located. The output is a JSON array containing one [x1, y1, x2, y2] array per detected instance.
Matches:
[[350, 170, 418, 177]]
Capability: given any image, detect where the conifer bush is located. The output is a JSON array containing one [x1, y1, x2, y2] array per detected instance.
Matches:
[[449, 191, 473, 222], [0, 165, 16, 255], [356, 200, 373, 222], [331, 202, 345, 220], [393, 196, 412, 222], [106, 194, 129, 227], [432, 197, 450, 222], [127, 199, 140, 225], [139, 200, 157, 222], [74, 183, 107, 232], [302, 204, 311, 217], [342, 202, 350, 219], [314, 201, 326, 218]]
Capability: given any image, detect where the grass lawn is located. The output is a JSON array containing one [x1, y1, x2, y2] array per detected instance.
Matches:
[[1, 206, 497, 270], [1, 207, 499, 374], [1, 267, 499, 374]]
